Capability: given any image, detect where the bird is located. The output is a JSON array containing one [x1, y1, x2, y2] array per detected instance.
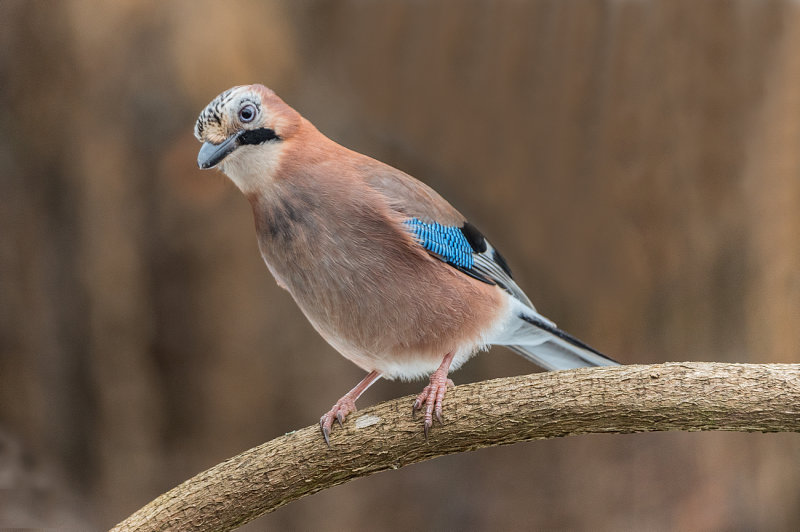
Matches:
[[194, 84, 619, 444]]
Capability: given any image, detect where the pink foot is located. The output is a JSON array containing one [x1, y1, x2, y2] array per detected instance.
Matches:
[[319, 370, 381, 446], [320, 396, 357, 446], [412, 352, 456, 438]]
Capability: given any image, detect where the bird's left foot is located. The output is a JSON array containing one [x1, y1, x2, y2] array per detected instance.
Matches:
[[413, 352, 456, 438]]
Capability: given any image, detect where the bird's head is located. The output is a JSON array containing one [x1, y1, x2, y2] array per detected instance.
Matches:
[[194, 84, 301, 190]]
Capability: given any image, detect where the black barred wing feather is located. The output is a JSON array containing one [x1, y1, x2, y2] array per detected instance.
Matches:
[[403, 219, 535, 309]]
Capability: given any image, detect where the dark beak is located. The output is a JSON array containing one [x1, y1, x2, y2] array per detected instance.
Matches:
[[197, 131, 242, 169]]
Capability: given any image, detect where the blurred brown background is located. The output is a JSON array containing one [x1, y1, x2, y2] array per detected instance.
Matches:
[[2, 0, 799, 529]]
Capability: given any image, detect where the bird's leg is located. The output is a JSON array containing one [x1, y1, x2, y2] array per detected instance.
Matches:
[[413, 352, 456, 438], [320, 370, 381, 446]]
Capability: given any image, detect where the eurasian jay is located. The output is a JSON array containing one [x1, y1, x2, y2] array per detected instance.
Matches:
[[194, 84, 618, 444]]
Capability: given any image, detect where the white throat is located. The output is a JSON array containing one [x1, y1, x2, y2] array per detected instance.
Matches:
[[219, 141, 285, 195]]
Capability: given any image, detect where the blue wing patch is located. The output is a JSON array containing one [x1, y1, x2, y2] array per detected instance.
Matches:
[[402, 218, 529, 298], [403, 219, 474, 269]]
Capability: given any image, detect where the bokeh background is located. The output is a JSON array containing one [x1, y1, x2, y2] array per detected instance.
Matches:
[[2, 0, 800, 529]]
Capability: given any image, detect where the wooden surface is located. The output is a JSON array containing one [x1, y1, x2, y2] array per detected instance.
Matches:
[[112, 362, 800, 531]]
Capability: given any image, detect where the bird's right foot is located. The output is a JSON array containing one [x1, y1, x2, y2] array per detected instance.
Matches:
[[319, 396, 357, 446]]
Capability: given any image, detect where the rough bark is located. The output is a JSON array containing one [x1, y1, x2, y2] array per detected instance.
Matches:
[[112, 362, 800, 531]]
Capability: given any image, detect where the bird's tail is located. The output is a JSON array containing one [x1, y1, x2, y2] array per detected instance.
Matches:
[[506, 312, 619, 371]]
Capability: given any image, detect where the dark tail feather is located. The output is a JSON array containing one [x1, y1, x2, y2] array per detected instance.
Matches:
[[511, 314, 619, 371]]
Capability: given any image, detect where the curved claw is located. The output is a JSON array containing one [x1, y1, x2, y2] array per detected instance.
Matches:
[[320, 418, 331, 447]]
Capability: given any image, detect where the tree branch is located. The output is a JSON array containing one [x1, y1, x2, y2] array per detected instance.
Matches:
[[112, 362, 800, 531]]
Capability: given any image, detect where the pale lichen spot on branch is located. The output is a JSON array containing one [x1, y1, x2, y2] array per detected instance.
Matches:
[[355, 414, 382, 428]]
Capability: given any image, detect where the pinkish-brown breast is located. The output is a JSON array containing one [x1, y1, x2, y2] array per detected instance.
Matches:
[[249, 131, 503, 377]]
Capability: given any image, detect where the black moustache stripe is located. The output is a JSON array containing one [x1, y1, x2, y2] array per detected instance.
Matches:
[[239, 128, 281, 146]]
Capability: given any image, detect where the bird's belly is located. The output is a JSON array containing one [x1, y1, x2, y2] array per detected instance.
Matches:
[[310, 325, 453, 381], [253, 193, 505, 380], [265, 251, 506, 380]]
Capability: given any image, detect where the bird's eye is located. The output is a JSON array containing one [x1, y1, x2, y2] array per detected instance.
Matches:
[[238, 104, 256, 123]]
